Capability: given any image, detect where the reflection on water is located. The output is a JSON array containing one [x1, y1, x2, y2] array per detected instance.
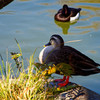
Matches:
[[56, 0, 100, 5], [55, 20, 77, 34], [79, 5, 100, 21], [76, 22, 100, 31], [18, 0, 30, 1], [0, 11, 14, 14], [40, 3, 52, 6], [88, 50, 97, 54]]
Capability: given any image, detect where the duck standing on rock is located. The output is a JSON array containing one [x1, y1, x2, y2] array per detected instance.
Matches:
[[39, 34, 100, 87], [55, 4, 81, 22]]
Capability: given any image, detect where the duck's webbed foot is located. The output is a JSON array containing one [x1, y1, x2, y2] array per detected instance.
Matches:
[[58, 76, 70, 87]]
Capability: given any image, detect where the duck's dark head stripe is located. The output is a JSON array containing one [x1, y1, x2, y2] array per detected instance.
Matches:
[[51, 34, 64, 43]]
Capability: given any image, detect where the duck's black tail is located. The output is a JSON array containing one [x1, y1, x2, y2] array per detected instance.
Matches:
[[73, 61, 100, 76], [83, 68, 100, 76], [84, 62, 100, 76]]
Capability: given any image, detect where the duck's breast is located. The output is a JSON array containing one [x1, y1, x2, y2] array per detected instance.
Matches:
[[39, 46, 54, 64]]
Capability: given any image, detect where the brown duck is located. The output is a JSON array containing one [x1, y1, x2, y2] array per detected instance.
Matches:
[[55, 4, 81, 22]]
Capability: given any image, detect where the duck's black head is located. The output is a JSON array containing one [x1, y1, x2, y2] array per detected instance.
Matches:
[[62, 4, 69, 17], [63, 4, 68, 9], [44, 34, 64, 48]]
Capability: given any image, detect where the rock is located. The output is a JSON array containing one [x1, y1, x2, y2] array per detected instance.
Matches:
[[55, 83, 100, 100], [0, 0, 13, 9], [47, 80, 100, 100]]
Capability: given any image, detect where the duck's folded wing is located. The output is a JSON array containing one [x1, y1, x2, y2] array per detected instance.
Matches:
[[66, 47, 100, 75], [70, 8, 81, 16]]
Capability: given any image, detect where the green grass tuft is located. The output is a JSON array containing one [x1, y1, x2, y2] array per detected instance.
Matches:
[[0, 40, 77, 100], [0, 53, 49, 100]]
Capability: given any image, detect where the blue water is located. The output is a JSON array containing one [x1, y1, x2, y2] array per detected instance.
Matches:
[[0, 0, 100, 94]]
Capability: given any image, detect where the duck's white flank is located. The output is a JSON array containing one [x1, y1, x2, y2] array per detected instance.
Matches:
[[70, 13, 80, 22], [39, 46, 54, 64]]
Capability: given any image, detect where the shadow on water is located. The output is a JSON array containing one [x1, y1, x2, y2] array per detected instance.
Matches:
[[54, 20, 77, 34]]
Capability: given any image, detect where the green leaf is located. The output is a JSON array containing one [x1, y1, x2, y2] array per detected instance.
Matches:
[[56, 63, 73, 76]]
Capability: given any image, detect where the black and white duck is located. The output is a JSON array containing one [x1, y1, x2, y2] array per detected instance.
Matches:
[[54, 4, 81, 22], [39, 34, 100, 87]]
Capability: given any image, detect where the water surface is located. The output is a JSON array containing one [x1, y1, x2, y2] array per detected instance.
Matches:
[[0, 0, 100, 94]]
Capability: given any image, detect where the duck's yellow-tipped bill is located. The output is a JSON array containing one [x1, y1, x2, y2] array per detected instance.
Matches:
[[43, 45, 46, 47], [43, 42, 51, 47]]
